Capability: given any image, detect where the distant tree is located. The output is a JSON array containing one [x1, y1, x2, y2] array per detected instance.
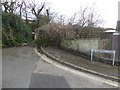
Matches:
[[2, 0, 15, 13], [30, 1, 46, 27], [65, 5, 104, 39], [13, 0, 30, 23], [69, 5, 104, 28], [50, 13, 66, 25], [2, 1, 9, 13]]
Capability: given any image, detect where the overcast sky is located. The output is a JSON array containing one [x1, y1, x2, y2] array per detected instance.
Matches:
[[3, 0, 120, 28], [44, 0, 119, 29]]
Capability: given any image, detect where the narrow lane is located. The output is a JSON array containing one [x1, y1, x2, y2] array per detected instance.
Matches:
[[2, 46, 115, 88], [2, 46, 39, 88], [30, 54, 115, 88]]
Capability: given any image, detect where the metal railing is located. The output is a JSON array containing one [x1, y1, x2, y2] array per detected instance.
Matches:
[[91, 49, 116, 65]]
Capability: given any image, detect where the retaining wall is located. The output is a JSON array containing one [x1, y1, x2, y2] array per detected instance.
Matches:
[[60, 38, 100, 55]]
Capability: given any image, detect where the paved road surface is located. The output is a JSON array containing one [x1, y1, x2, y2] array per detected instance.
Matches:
[[0, 50, 2, 89], [43, 47, 119, 78], [2, 46, 38, 88], [2, 46, 115, 88]]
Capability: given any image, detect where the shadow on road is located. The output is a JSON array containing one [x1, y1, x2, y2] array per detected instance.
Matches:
[[29, 73, 70, 88]]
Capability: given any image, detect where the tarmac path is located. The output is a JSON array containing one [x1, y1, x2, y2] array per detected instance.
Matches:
[[2, 46, 38, 88], [2, 46, 116, 88]]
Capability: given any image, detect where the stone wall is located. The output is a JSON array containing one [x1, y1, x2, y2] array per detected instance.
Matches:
[[60, 38, 112, 58], [61, 38, 100, 55]]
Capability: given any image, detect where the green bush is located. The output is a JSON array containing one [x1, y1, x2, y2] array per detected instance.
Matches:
[[2, 12, 33, 48], [35, 39, 51, 47], [2, 13, 10, 30], [3, 39, 16, 47]]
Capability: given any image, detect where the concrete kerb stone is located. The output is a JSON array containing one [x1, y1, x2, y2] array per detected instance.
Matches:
[[41, 47, 119, 81], [34, 47, 119, 87]]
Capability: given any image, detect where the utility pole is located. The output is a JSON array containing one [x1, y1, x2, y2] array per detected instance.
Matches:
[[117, 1, 120, 61], [118, 1, 120, 21], [117, 1, 120, 30], [112, 1, 120, 62]]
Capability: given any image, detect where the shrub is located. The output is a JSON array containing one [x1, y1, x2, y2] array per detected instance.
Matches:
[[2, 13, 10, 30], [2, 13, 32, 48], [35, 23, 65, 47], [35, 39, 50, 48]]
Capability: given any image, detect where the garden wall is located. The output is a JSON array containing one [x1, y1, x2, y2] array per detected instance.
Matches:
[[60, 38, 100, 55], [61, 38, 112, 55]]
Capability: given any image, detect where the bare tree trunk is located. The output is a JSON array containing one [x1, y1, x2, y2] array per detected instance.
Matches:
[[10, 2, 15, 13], [24, 1, 28, 23], [19, 1, 24, 18], [2, 2, 9, 13], [31, 1, 46, 27], [46, 9, 50, 24]]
